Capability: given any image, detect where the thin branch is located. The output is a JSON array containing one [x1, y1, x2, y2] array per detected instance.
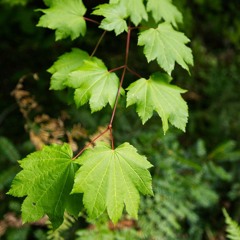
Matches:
[[84, 17, 100, 25], [109, 65, 125, 73], [108, 125, 114, 149], [109, 67, 126, 127], [131, 26, 150, 30], [126, 66, 142, 78], [124, 26, 131, 65], [73, 26, 132, 155], [91, 30, 107, 57], [72, 127, 109, 160], [109, 26, 132, 127]]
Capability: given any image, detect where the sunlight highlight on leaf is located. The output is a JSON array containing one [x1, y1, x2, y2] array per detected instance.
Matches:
[[147, 0, 183, 27], [37, 0, 87, 40], [8, 144, 78, 229], [72, 142, 153, 223], [67, 57, 120, 112], [126, 72, 188, 133], [48, 49, 90, 90], [138, 22, 193, 75], [93, 3, 128, 35]]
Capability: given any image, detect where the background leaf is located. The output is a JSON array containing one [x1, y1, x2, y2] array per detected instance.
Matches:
[[223, 209, 240, 240], [147, 0, 183, 27], [0, 136, 20, 163]]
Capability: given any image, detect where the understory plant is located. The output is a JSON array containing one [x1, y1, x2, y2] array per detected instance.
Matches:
[[8, 0, 194, 229], [223, 209, 240, 240]]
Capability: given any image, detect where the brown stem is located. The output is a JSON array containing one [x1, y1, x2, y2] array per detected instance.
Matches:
[[91, 31, 107, 57], [109, 65, 125, 73], [72, 127, 109, 160], [108, 125, 114, 149], [109, 26, 132, 128], [72, 26, 132, 156], [84, 17, 100, 25], [109, 67, 127, 128], [125, 26, 131, 65], [126, 66, 142, 78]]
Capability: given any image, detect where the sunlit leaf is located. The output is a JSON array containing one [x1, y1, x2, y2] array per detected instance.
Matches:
[[48, 48, 89, 90], [147, 0, 182, 27], [110, 0, 148, 25], [67, 57, 120, 112], [126, 72, 188, 133], [72, 142, 153, 223], [93, 3, 128, 35], [37, 0, 87, 40], [8, 144, 78, 229], [138, 22, 193, 75]]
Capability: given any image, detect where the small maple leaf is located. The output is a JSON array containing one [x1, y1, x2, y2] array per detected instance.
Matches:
[[37, 0, 87, 40], [138, 22, 193, 75], [126, 72, 188, 133]]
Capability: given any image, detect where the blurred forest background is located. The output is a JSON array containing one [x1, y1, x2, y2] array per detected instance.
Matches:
[[0, 0, 240, 239]]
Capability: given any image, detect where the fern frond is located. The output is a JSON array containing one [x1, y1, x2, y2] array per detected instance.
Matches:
[[47, 212, 76, 240], [223, 209, 240, 240], [0, 136, 20, 163]]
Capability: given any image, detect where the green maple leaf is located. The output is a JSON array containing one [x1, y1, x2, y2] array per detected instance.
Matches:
[[43, 0, 51, 6], [67, 57, 120, 112], [37, 0, 87, 40], [147, 0, 182, 27], [72, 142, 153, 223], [48, 48, 90, 90], [8, 144, 79, 229], [93, 3, 128, 35], [110, 0, 148, 25], [126, 72, 188, 133], [138, 22, 193, 75]]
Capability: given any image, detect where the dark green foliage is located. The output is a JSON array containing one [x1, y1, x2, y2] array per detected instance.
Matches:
[[76, 214, 140, 240], [0, 0, 29, 6], [0, 137, 20, 191], [47, 212, 76, 240], [0, 0, 240, 239]]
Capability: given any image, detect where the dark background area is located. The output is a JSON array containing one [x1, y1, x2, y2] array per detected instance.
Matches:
[[0, 0, 240, 239]]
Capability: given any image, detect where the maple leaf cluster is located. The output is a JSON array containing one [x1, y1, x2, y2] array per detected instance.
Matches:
[[9, 0, 194, 228]]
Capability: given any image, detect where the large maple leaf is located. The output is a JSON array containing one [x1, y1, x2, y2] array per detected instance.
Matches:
[[8, 144, 78, 229], [72, 142, 153, 223]]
